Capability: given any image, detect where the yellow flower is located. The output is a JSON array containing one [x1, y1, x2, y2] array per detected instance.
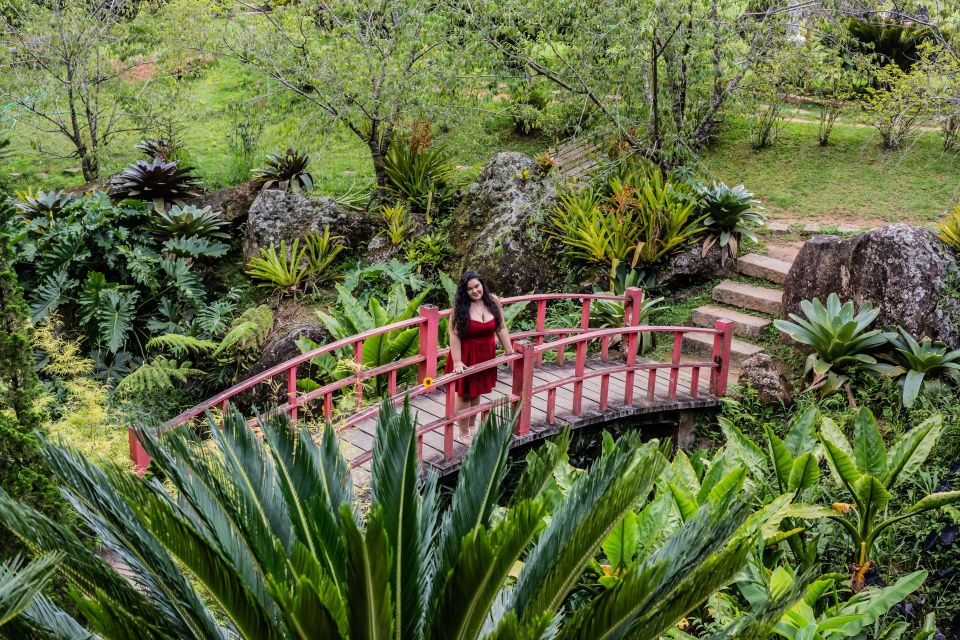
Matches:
[[422, 377, 434, 388], [832, 502, 856, 514]]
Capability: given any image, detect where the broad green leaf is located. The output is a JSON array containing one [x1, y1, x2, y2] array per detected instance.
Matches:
[[787, 453, 820, 493], [853, 408, 886, 477], [671, 450, 700, 495], [885, 415, 943, 488], [784, 407, 818, 455], [719, 418, 767, 480], [784, 504, 836, 520], [602, 511, 638, 572], [906, 491, 960, 516], [819, 418, 861, 491], [764, 425, 793, 492], [854, 475, 892, 519], [901, 370, 926, 408]]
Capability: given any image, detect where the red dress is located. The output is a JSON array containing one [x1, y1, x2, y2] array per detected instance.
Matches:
[[445, 318, 498, 397]]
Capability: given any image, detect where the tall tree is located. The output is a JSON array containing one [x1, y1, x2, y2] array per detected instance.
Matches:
[[222, 0, 455, 194]]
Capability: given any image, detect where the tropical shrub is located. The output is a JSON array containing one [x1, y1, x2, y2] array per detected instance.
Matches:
[[382, 143, 458, 213], [881, 327, 960, 407], [302, 226, 344, 286], [589, 265, 662, 354], [696, 182, 766, 261], [773, 294, 897, 397], [818, 409, 960, 589], [342, 258, 428, 303], [252, 147, 313, 192], [109, 157, 202, 210], [4, 192, 220, 361], [506, 80, 551, 134], [936, 205, 960, 251], [245, 239, 312, 295], [148, 204, 230, 240], [381, 203, 410, 245], [862, 55, 932, 150], [13, 189, 77, 220], [405, 231, 450, 275]]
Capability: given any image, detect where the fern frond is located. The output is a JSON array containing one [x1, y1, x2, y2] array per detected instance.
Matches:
[[213, 305, 273, 357], [147, 334, 218, 356], [116, 357, 204, 393]]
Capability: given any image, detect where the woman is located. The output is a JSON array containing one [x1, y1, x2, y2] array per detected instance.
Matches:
[[446, 271, 514, 443]]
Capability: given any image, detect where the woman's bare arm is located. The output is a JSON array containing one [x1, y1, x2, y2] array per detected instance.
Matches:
[[449, 320, 467, 373], [493, 296, 514, 354]]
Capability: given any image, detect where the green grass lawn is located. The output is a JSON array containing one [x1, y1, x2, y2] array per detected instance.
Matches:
[[1, 58, 550, 196], [700, 117, 960, 226]]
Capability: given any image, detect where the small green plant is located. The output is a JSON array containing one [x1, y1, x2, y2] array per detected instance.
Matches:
[[405, 231, 449, 274], [381, 203, 410, 245], [534, 152, 557, 172], [818, 409, 960, 588], [696, 182, 766, 260], [109, 158, 201, 210], [881, 326, 960, 407], [135, 137, 182, 162], [252, 147, 313, 192], [936, 205, 960, 251], [14, 190, 77, 219], [245, 239, 311, 295], [589, 265, 662, 354], [382, 143, 457, 212], [303, 226, 345, 285], [506, 81, 551, 134], [773, 294, 896, 397], [148, 204, 230, 240]]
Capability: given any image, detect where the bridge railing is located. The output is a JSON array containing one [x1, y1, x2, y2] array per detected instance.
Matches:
[[128, 288, 734, 471]]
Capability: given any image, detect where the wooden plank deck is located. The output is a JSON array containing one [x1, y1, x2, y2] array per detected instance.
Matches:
[[338, 356, 719, 484]]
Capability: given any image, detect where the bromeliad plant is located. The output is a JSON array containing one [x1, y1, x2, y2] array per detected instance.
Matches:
[[881, 327, 960, 407], [696, 182, 766, 262], [0, 400, 776, 640], [252, 147, 314, 192], [109, 157, 202, 211], [936, 205, 960, 251], [589, 264, 663, 355], [148, 204, 230, 241], [14, 189, 77, 220], [382, 142, 458, 213], [818, 408, 960, 590], [773, 294, 897, 398], [245, 239, 312, 296], [381, 203, 411, 245]]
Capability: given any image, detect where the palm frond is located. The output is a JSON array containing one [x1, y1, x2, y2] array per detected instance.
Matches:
[[342, 505, 394, 640], [0, 554, 63, 626]]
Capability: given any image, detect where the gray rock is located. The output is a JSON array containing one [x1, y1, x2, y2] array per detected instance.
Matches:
[[244, 189, 375, 263], [782, 224, 960, 348], [653, 243, 737, 289], [449, 152, 561, 296], [236, 323, 332, 410], [191, 181, 259, 222], [738, 353, 792, 405]]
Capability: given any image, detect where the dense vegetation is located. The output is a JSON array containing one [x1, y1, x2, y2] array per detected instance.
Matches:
[[2, 0, 960, 638]]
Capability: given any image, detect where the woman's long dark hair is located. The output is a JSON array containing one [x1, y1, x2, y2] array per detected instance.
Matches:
[[452, 271, 502, 337]]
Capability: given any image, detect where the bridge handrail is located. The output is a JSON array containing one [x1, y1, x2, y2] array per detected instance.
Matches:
[[160, 292, 631, 430]]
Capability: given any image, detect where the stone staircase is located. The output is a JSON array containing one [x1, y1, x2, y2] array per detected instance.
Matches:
[[684, 253, 793, 366]]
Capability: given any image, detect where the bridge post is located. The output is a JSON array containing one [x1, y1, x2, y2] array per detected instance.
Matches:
[[511, 340, 535, 435], [710, 319, 734, 396], [128, 426, 151, 475], [418, 304, 439, 388], [624, 287, 644, 405]]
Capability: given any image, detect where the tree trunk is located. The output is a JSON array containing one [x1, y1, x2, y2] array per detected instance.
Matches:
[[80, 150, 99, 182]]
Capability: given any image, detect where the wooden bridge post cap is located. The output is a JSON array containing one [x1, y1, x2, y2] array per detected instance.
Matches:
[[419, 303, 439, 311]]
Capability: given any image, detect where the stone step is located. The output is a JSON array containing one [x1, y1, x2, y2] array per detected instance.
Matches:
[[737, 253, 792, 285], [712, 280, 783, 316], [691, 304, 771, 339], [683, 332, 765, 366]]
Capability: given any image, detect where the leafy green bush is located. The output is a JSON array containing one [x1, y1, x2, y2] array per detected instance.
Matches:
[[14, 190, 77, 220], [881, 327, 960, 407], [696, 182, 766, 260], [147, 204, 230, 240], [380, 203, 410, 245], [252, 147, 313, 192], [4, 192, 226, 366], [936, 205, 960, 251], [773, 294, 896, 396], [109, 157, 202, 210], [303, 226, 345, 285], [506, 80, 551, 134], [382, 143, 458, 213], [405, 230, 449, 275], [245, 239, 312, 295], [589, 265, 662, 354]]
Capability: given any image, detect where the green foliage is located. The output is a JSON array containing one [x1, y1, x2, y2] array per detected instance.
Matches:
[[589, 265, 663, 354], [342, 258, 427, 303], [506, 81, 551, 134], [773, 294, 897, 397], [13, 190, 77, 219], [252, 147, 314, 192], [936, 205, 960, 251], [115, 357, 205, 394], [245, 239, 312, 295], [547, 165, 706, 273], [405, 231, 450, 275], [381, 203, 411, 245], [135, 137, 183, 163], [816, 409, 960, 582], [302, 226, 345, 285], [148, 204, 230, 240], [109, 157, 202, 210], [382, 143, 458, 213], [881, 327, 960, 408], [696, 182, 766, 260]]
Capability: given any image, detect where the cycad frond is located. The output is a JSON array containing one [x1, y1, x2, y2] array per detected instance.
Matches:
[[510, 435, 666, 623], [0, 553, 63, 626], [511, 429, 571, 506], [342, 505, 394, 640]]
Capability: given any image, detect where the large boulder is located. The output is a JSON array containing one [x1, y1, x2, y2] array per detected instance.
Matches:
[[236, 323, 332, 409], [653, 243, 737, 289], [737, 353, 792, 405], [783, 224, 960, 347], [244, 189, 375, 263], [191, 181, 259, 222], [449, 152, 562, 296]]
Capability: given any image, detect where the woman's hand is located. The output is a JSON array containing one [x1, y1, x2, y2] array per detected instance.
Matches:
[[452, 360, 467, 374]]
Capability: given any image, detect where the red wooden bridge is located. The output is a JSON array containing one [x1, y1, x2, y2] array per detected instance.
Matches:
[[129, 289, 735, 477]]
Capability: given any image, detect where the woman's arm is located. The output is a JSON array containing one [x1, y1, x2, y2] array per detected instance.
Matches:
[[449, 320, 467, 373], [493, 296, 514, 355]]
